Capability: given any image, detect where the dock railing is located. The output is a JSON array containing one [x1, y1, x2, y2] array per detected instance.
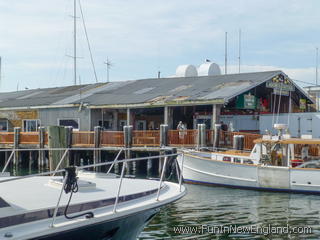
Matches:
[[1, 129, 318, 155], [0, 129, 273, 150]]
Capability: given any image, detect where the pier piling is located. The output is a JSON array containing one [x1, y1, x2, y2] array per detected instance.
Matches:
[[160, 124, 168, 147], [196, 124, 206, 150], [38, 126, 46, 169], [124, 125, 133, 173], [213, 124, 221, 149], [93, 126, 102, 171], [233, 135, 244, 150], [13, 127, 21, 169]]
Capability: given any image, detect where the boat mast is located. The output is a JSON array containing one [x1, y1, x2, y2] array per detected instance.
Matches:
[[73, 0, 77, 85]]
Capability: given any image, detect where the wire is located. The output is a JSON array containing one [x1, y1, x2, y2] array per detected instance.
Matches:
[[287, 91, 292, 128], [292, 79, 318, 86], [271, 91, 277, 126], [276, 82, 283, 124], [78, 0, 99, 83]]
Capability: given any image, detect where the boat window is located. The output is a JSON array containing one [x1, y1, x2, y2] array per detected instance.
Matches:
[[0, 197, 10, 208], [252, 146, 257, 153], [223, 157, 231, 162], [299, 162, 320, 169], [243, 159, 253, 164], [234, 158, 241, 163]]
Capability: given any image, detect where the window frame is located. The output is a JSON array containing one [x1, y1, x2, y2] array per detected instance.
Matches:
[[57, 118, 80, 131], [22, 119, 40, 132], [0, 119, 8, 132]]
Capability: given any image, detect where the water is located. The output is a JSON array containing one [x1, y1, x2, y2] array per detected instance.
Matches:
[[139, 184, 320, 239], [5, 164, 320, 239]]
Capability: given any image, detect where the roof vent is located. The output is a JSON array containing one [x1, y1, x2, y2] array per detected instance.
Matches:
[[175, 65, 198, 77], [198, 62, 221, 76]]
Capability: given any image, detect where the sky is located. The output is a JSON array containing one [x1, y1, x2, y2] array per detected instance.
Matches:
[[0, 0, 319, 92]]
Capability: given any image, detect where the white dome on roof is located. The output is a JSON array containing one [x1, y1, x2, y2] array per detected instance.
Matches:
[[175, 65, 198, 77], [198, 62, 221, 76]]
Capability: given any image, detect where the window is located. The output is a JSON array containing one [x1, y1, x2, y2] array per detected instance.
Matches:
[[0, 120, 8, 131], [59, 119, 79, 130], [98, 120, 112, 130], [23, 119, 40, 132]]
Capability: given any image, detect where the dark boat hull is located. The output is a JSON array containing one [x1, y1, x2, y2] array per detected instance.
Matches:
[[31, 208, 159, 240]]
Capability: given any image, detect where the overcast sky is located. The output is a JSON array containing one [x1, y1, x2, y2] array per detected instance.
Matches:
[[0, 0, 319, 92]]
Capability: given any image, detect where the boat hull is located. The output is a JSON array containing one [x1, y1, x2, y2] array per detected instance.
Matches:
[[30, 208, 159, 240], [179, 152, 320, 194]]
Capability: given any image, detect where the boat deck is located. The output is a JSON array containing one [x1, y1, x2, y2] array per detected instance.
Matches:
[[0, 176, 160, 216]]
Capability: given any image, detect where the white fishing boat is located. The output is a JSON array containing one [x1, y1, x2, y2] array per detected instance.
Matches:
[[0, 154, 186, 240], [178, 124, 320, 194]]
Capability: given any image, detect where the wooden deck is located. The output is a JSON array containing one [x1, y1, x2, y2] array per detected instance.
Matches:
[[0, 129, 261, 150]]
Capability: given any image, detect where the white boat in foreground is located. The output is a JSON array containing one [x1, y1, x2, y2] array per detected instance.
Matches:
[[0, 154, 186, 240], [178, 125, 320, 194]]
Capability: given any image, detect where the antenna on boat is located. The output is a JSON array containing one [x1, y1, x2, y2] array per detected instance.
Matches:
[[104, 57, 113, 82], [225, 32, 228, 74]]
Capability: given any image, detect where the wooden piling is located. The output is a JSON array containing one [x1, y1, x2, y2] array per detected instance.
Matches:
[[48, 126, 68, 171], [196, 123, 206, 150], [233, 135, 244, 150], [123, 125, 133, 174], [160, 124, 168, 147], [38, 126, 46, 169], [13, 127, 21, 169], [213, 124, 221, 149], [65, 126, 73, 165], [93, 126, 102, 171]]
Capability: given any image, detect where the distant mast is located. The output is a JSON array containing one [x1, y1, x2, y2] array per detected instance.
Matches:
[[225, 32, 228, 75], [238, 29, 241, 73], [316, 47, 319, 85], [73, 0, 77, 85]]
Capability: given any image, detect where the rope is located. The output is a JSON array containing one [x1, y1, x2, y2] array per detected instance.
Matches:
[[63, 167, 94, 219]]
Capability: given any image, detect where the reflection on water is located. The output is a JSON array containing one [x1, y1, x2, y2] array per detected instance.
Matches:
[[139, 184, 320, 239]]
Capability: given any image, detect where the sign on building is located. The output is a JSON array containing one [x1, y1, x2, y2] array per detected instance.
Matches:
[[266, 74, 295, 96]]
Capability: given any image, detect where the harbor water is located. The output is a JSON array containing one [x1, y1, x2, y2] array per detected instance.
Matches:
[[5, 162, 320, 239], [140, 184, 320, 239]]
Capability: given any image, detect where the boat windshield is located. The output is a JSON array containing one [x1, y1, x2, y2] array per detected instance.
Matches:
[[0, 197, 10, 208]]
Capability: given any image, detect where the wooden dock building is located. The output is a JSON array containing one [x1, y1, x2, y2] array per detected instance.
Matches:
[[0, 68, 314, 171]]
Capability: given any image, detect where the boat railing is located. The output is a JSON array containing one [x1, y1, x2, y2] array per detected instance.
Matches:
[[0, 149, 184, 228]]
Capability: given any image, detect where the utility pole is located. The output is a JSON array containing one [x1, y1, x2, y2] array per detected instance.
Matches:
[[225, 32, 228, 75]]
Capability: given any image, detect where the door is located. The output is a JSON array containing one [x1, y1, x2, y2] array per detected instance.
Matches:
[[135, 120, 146, 130]]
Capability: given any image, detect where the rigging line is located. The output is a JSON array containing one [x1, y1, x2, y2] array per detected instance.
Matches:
[[292, 78, 317, 86], [271, 90, 277, 127], [287, 91, 292, 128], [276, 82, 283, 124], [78, 0, 99, 83]]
